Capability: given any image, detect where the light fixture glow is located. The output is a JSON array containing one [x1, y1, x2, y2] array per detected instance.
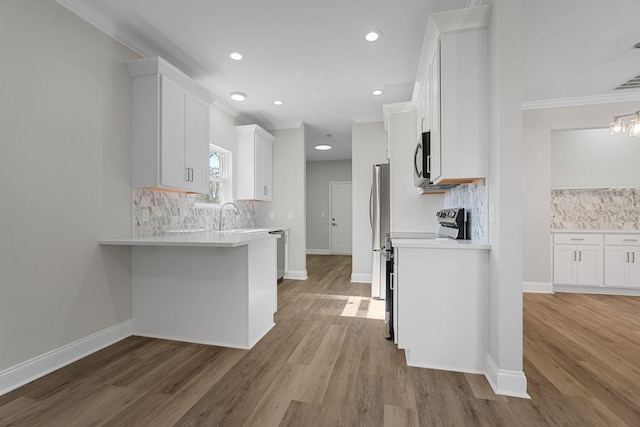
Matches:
[[273, 100, 284, 106], [228, 51, 243, 61], [631, 112, 640, 137], [229, 91, 247, 101], [365, 30, 382, 42], [610, 117, 625, 135], [372, 89, 385, 96], [610, 111, 640, 137], [314, 144, 332, 151]]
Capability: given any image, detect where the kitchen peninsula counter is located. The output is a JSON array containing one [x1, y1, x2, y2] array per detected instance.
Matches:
[[100, 231, 278, 349]]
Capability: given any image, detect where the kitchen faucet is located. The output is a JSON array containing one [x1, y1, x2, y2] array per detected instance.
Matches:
[[218, 201, 240, 231]]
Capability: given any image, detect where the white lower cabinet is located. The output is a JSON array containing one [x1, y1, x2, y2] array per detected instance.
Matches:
[[553, 234, 603, 286], [394, 245, 488, 374], [604, 235, 640, 288]]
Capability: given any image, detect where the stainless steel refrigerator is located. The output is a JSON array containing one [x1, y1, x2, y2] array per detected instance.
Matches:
[[370, 163, 390, 299]]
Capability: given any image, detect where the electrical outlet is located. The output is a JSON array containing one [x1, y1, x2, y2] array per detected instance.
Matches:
[[269, 211, 275, 220], [321, 212, 325, 218], [489, 204, 495, 224], [288, 212, 293, 219]]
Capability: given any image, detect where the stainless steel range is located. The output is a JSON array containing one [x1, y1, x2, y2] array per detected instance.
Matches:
[[436, 208, 467, 240]]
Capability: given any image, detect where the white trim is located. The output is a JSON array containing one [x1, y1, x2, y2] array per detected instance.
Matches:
[[284, 270, 308, 280], [522, 91, 640, 111], [523, 281, 554, 293], [484, 354, 530, 399], [351, 273, 372, 283], [553, 284, 640, 297], [0, 320, 133, 396], [307, 249, 331, 255]]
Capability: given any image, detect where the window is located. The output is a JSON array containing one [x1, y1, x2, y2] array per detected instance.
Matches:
[[195, 144, 231, 205]]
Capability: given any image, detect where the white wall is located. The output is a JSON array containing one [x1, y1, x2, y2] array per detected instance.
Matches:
[[387, 108, 443, 233], [0, 0, 136, 371], [551, 128, 640, 189], [484, 0, 527, 396], [522, 101, 639, 285], [256, 125, 307, 279], [351, 122, 388, 282], [306, 160, 352, 253]]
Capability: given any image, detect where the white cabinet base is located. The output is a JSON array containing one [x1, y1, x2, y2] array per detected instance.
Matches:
[[396, 247, 489, 374], [132, 239, 276, 349]]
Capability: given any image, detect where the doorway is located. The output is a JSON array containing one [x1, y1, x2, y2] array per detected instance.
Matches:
[[330, 182, 352, 254]]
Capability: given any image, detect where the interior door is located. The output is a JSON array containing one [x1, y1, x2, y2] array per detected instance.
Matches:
[[330, 182, 353, 254]]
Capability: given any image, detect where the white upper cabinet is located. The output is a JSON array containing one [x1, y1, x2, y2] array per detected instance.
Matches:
[[235, 124, 274, 201], [127, 57, 209, 194], [415, 5, 490, 185]]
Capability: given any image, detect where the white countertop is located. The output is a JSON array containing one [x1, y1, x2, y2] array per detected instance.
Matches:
[[390, 233, 490, 250], [100, 229, 279, 248], [552, 229, 640, 234]]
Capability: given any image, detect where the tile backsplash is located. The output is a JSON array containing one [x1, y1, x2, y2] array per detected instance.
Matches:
[[444, 179, 487, 243], [133, 189, 256, 237], [551, 188, 640, 230]]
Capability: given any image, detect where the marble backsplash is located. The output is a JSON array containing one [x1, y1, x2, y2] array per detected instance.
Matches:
[[444, 179, 488, 243], [133, 189, 256, 237], [551, 188, 640, 230]]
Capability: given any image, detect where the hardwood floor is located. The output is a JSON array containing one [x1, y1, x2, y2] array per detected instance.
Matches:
[[1, 255, 639, 426]]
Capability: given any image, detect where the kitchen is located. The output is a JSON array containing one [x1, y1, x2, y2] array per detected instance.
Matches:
[[1, 0, 639, 425]]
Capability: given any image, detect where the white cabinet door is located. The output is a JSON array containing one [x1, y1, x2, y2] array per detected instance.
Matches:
[[575, 246, 603, 286], [236, 125, 274, 201], [605, 246, 629, 287], [629, 249, 640, 287], [160, 77, 187, 189], [184, 94, 209, 193], [553, 245, 576, 285]]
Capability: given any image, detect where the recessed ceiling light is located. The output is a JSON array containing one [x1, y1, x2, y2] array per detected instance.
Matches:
[[228, 51, 243, 61], [314, 144, 332, 151], [229, 91, 247, 101], [372, 89, 385, 96], [365, 30, 382, 42], [273, 100, 284, 106]]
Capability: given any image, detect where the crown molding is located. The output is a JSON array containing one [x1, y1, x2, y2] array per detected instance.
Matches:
[[522, 91, 640, 110], [54, 0, 156, 57]]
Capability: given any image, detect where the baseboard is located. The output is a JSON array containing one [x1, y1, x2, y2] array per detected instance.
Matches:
[[306, 249, 331, 255], [284, 270, 308, 280], [351, 273, 372, 283], [553, 284, 640, 296], [523, 281, 553, 293], [0, 320, 133, 397], [484, 354, 530, 399]]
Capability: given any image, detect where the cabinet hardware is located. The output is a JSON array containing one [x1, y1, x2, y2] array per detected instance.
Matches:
[[633, 252, 636, 263], [623, 239, 638, 242], [263, 185, 267, 195], [570, 238, 584, 241], [185, 167, 189, 182], [573, 250, 577, 261], [627, 252, 630, 263], [426, 155, 431, 174], [578, 250, 582, 261], [390, 272, 395, 290]]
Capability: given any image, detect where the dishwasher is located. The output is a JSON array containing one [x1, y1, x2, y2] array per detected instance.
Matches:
[[269, 230, 286, 281]]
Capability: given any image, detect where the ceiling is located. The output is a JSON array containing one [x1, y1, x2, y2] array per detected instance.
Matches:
[[59, 0, 640, 160], [523, 0, 640, 107]]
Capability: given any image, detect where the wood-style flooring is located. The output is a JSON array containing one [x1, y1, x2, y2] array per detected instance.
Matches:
[[1, 255, 639, 426]]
